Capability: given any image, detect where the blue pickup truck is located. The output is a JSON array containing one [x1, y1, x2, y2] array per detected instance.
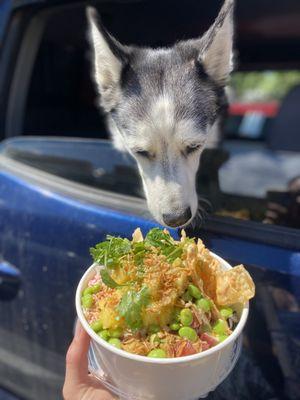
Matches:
[[0, 1, 299, 399]]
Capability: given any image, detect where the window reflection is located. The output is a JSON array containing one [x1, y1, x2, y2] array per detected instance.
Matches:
[[200, 72, 300, 229]]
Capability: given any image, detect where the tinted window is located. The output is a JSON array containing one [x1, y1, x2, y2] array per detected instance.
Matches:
[[23, 7, 105, 137], [2, 137, 143, 198], [214, 72, 300, 229]]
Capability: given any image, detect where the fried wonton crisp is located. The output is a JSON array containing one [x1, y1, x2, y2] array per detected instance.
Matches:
[[215, 265, 255, 306]]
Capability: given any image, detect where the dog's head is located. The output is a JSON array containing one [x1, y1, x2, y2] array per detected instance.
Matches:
[[87, 0, 234, 228]]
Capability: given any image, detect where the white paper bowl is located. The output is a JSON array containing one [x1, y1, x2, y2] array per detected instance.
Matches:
[[76, 253, 249, 400]]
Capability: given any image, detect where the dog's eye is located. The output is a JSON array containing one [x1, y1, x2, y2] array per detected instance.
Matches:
[[135, 150, 152, 159], [186, 145, 201, 155]]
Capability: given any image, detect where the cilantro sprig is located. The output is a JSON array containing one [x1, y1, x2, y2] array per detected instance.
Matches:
[[118, 286, 150, 330], [90, 236, 131, 269], [145, 228, 183, 262], [100, 269, 123, 289]]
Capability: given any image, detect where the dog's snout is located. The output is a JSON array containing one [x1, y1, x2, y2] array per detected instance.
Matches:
[[162, 207, 192, 227]]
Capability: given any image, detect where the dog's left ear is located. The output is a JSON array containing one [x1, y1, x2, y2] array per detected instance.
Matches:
[[198, 0, 234, 85]]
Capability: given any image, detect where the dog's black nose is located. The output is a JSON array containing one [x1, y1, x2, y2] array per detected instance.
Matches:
[[162, 208, 192, 227]]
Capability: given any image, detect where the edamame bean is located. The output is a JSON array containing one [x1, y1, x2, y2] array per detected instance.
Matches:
[[83, 287, 93, 296], [83, 284, 101, 296], [109, 327, 123, 338], [108, 338, 121, 349], [178, 327, 198, 342], [212, 319, 228, 335], [180, 309, 193, 326], [217, 334, 228, 342], [90, 320, 102, 332], [188, 284, 202, 300], [147, 349, 166, 358], [196, 298, 211, 313], [220, 307, 233, 319], [170, 322, 180, 331], [92, 283, 101, 293], [98, 330, 110, 341], [81, 294, 93, 309]]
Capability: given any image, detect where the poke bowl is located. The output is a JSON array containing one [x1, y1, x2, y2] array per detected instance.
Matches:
[[75, 228, 254, 400]]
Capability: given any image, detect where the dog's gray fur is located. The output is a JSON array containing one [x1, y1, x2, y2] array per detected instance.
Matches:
[[87, 0, 234, 227]]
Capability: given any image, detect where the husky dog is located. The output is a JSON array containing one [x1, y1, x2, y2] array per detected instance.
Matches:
[[87, 0, 234, 228]]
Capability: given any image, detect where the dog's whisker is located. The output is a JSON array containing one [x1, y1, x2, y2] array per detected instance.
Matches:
[[195, 200, 212, 228], [198, 197, 213, 212]]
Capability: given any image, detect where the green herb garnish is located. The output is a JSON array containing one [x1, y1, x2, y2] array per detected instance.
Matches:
[[118, 286, 150, 330], [100, 269, 122, 288], [132, 241, 148, 267], [145, 228, 174, 248], [90, 228, 193, 278], [90, 236, 131, 268], [145, 228, 183, 262]]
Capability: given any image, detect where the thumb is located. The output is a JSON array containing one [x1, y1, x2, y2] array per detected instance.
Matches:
[[65, 321, 90, 385]]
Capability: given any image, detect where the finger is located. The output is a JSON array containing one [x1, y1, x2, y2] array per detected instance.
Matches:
[[65, 321, 90, 385]]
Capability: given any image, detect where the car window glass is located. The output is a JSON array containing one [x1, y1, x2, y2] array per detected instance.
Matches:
[[3, 138, 142, 198], [198, 71, 300, 229], [23, 7, 105, 138]]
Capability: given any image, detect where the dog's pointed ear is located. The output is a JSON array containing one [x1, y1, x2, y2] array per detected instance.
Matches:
[[86, 7, 128, 111], [199, 0, 234, 85]]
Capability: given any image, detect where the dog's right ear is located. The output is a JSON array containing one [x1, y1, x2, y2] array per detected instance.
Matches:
[[199, 0, 234, 86], [86, 7, 128, 112], [179, 0, 234, 86]]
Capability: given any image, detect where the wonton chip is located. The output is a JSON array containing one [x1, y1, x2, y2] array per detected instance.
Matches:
[[132, 228, 143, 242], [196, 240, 222, 301], [180, 229, 187, 242], [185, 243, 204, 292], [215, 265, 255, 306]]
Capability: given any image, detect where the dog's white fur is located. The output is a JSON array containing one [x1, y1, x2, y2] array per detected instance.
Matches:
[[87, 0, 234, 227]]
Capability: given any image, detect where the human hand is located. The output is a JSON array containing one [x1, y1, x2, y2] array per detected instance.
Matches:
[[63, 321, 115, 400]]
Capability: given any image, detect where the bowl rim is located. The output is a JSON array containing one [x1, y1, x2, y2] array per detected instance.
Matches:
[[76, 252, 249, 365]]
